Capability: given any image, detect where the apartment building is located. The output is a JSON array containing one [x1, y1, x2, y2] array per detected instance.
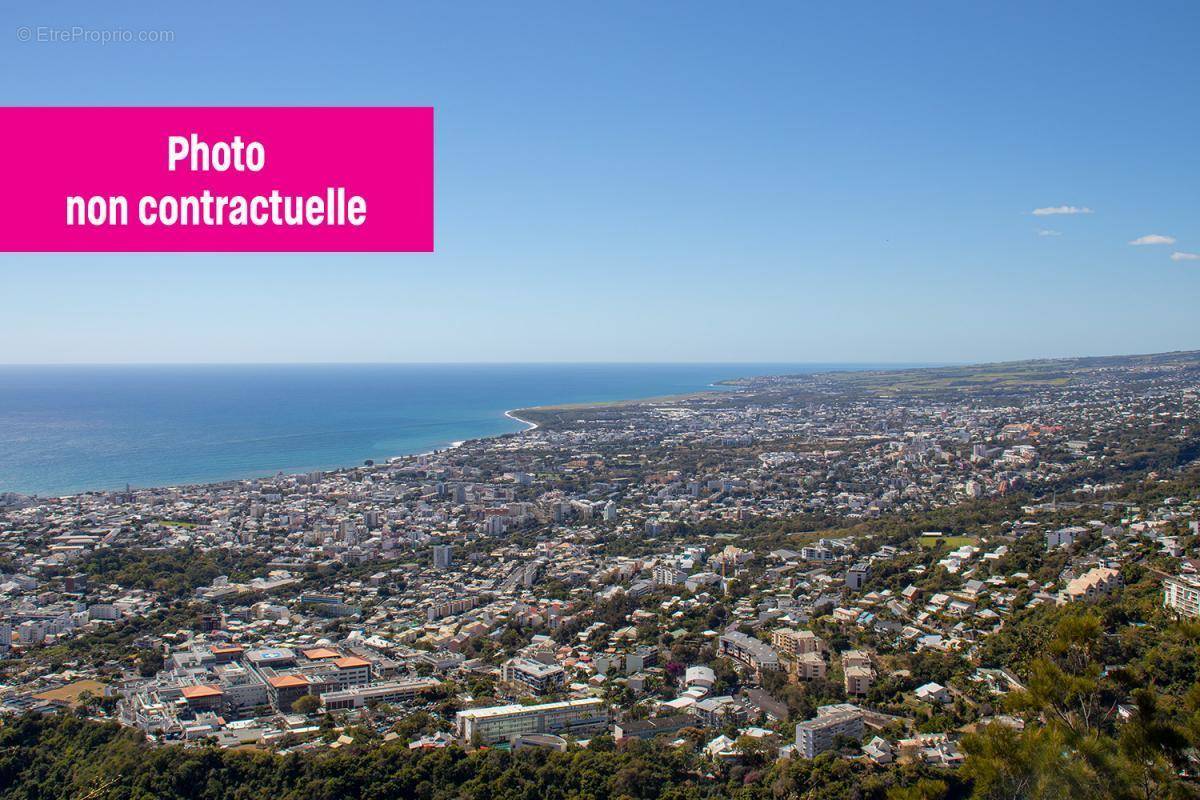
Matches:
[[613, 714, 693, 743], [795, 707, 865, 759], [1046, 526, 1086, 549], [455, 698, 609, 745], [501, 657, 566, 694], [1060, 567, 1122, 604], [790, 651, 827, 681], [432, 544, 454, 570], [800, 545, 835, 562], [652, 562, 688, 586], [771, 628, 826, 659], [844, 665, 874, 696], [845, 563, 870, 590], [841, 650, 874, 696], [718, 631, 780, 675], [1164, 574, 1200, 618]]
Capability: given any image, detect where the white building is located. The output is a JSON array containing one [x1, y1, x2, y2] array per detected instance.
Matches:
[[432, 545, 454, 569], [845, 563, 870, 590], [501, 657, 566, 694], [1046, 526, 1086, 549], [320, 678, 441, 711], [684, 665, 716, 691], [652, 562, 688, 586], [795, 707, 864, 759], [455, 698, 609, 745], [915, 682, 951, 704], [1164, 574, 1200, 618]]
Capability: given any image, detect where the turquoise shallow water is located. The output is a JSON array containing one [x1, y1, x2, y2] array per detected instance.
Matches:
[[0, 363, 897, 496]]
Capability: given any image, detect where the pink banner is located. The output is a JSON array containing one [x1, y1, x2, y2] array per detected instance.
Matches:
[[0, 107, 433, 252]]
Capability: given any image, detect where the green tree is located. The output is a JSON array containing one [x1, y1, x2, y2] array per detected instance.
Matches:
[[887, 777, 949, 800], [1117, 688, 1189, 800], [291, 694, 320, 715], [962, 723, 1111, 800]]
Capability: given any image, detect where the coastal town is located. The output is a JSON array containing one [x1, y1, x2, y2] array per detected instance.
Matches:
[[1, 353, 1199, 792]]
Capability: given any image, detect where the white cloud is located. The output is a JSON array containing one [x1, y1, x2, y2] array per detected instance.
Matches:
[[1031, 205, 1094, 216], [1129, 234, 1176, 246], [1171, 251, 1200, 262], [1037, 229, 1062, 237]]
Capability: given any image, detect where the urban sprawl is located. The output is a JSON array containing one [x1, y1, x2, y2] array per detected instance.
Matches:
[[2, 353, 1200, 792]]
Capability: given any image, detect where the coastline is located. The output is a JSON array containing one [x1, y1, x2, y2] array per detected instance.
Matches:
[[7, 375, 746, 500], [9, 361, 965, 498], [503, 408, 540, 432], [8, 349, 1183, 500]]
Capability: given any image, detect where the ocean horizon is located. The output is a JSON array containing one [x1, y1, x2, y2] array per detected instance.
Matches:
[[0, 362, 912, 496]]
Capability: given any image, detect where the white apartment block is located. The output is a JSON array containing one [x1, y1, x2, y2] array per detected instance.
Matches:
[[1164, 574, 1200, 618], [795, 708, 864, 759], [501, 657, 566, 694], [455, 698, 609, 745]]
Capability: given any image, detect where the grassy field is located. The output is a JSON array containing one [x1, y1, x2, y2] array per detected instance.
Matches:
[[918, 534, 978, 549], [828, 364, 1076, 395]]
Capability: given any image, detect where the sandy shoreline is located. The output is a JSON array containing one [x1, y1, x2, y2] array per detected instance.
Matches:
[[504, 409, 539, 431]]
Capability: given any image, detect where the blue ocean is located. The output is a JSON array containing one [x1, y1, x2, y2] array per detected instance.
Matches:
[[0, 363, 887, 496]]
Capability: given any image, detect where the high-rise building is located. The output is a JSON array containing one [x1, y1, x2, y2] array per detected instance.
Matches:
[[795, 708, 864, 759], [432, 544, 453, 569]]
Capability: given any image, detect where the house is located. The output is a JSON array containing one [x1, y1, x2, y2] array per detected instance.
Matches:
[[704, 734, 740, 761], [863, 735, 894, 764], [960, 579, 986, 599], [914, 682, 951, 704]]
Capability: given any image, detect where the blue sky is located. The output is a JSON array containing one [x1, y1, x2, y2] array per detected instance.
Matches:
[[1, 0, 1197, 363]]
